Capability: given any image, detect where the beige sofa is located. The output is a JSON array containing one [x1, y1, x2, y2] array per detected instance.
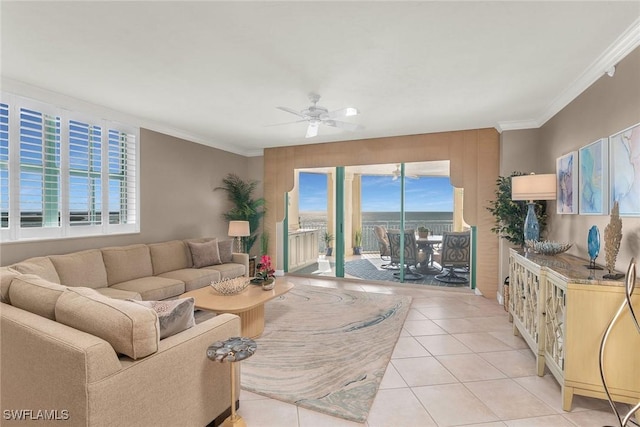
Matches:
[[7, 238, 249, 301], [1, 238, 250, 426]]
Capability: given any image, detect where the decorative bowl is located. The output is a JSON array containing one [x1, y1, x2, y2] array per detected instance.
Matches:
[[261, 278, 276, 291], [210, 277, 250, 295], [526, 240, 572, 256]]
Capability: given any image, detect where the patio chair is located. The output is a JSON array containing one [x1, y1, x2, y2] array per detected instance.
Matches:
[[435, 231, 471, 284], [373, 225, 397, 269], [387, 229, 423, 280]]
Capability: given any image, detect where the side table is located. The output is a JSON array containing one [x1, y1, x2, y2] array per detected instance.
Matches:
[[207, 337, 257, 427]]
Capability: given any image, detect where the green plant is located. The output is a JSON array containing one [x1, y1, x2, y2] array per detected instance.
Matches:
[[417, 226, 430, 233], [215, 173, 266, 254], [353, 229, 362, 247], [260, 232, 269, 256], [486, 172, 548, 247], [322, 231, 334, 248]]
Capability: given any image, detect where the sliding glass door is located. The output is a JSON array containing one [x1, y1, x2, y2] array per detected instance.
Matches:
[[287, 161, 473, 288]]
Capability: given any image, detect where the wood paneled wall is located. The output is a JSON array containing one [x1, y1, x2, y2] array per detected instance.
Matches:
[[264, 128, 501, 298]]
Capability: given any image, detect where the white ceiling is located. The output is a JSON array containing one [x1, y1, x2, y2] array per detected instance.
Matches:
[[2, 1, 639, 157]]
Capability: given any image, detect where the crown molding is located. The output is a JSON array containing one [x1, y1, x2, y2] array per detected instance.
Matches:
[[0, 78, 254, 157], [497, 17, 640, 133], [495, 119, 541, 133]]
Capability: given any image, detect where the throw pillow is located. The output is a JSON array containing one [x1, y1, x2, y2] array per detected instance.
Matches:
[[188, 239, 221, 268], [130, 298, 195, 339], [218, 239, 234, 263]]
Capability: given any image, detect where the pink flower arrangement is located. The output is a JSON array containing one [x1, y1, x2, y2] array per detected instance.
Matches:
[[256, 255, 275, 281]]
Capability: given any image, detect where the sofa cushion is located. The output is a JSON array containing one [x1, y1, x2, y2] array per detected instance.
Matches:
[[0, 267, 19, 304], [101, 244, 153, 286], [110, 276, 185, 301], [55, 287, 159, 359], [148, 240, 192, 275], [11, 256, 61, 284], [158, 268, 221, 292], [218, 240, 234, 263], [8, 274, 67, 320], [49, 249, 108, 289], [188, 239, 221, 268], [204, 263, 246, 280], [129, 298, 195, 339], [96, 287, 142, 301]]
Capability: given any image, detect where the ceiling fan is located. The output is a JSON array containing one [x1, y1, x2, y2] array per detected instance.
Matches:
[[275, 93, 363, 138], [392, 164, 418, 181]]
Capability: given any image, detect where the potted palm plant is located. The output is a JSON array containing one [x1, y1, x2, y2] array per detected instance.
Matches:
[[215, 173, 266, 254], [323, 231, 334, 256], [353, 229, 363, 255]]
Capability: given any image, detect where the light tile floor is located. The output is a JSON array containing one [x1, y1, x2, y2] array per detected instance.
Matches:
[[236, 276, 636, 427]]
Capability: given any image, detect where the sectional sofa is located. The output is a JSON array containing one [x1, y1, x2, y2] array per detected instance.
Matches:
[[1, 238, 249, 426]]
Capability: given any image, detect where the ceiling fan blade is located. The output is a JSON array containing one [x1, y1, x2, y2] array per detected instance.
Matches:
[[264, 119, 307, 127], [323, 120, 363, 132], [276, 106, 305, 118], [306, 122, 319, 138], [326, 107, 359, 119]]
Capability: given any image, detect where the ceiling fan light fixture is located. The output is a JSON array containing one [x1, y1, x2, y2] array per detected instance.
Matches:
[[275, 94, 362, 138]]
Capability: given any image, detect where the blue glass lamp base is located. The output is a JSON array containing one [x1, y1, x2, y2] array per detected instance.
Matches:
[[524, 202, 539, 242]]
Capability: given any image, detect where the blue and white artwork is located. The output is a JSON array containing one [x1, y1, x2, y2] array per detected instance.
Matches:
[[610, 122, 640, 216], [556, 151, 578, 214], [579, 139, 608, 215], [587, 225, 600, 261]]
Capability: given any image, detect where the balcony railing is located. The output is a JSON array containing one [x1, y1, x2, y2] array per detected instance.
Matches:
[[299, 218, 453, 253]]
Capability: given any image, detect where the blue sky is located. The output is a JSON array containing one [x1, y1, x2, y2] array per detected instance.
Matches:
[[299, 172, 454, 212]]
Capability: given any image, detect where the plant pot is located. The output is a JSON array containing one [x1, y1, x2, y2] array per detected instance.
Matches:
[[353, 247, 362, 255], [418, 232, 429, 238], [325, 247, 333, 256]]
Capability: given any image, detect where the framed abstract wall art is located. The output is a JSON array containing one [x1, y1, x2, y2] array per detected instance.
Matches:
[[579, 138, 608, 215], [556, 151, 578, 214], [610, 122, 640, 216]]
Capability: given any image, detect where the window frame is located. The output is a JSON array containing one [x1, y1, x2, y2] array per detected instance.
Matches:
[[0, 92, 140, 243]]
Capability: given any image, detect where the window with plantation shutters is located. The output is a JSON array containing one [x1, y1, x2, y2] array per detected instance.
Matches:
[[19, 107, 61, 229], [0, 103, 8, 229], [108, 129, 136, 225], [69, 120, 102, 226], [0, 93, 139, 241]]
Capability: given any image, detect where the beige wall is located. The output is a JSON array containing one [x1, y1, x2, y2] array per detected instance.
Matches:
[[1, 129, 248, 265], [501, 46, 640, 278], [540, 46, 640, 272]]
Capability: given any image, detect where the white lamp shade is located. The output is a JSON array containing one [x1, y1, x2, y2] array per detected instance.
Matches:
[[228, 220, 250, 237], [512, 174, 556, 201]]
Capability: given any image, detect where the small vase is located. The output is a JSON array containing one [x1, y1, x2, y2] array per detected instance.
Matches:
[[261, 278, 275, 291]]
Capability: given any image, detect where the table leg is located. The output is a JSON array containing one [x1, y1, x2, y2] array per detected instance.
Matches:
[[237, 305, 265, 338]]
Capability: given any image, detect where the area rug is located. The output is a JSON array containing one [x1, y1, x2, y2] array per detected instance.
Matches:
[[345, 258, 469, 287], [241, 283, 412, 422]]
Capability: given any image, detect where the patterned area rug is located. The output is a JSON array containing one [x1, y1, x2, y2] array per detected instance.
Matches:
[[241, 284, 412, 422]]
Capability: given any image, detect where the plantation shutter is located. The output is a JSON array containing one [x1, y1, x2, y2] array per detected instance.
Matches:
[[108, 128, 136, 225], [19, 107, 61, 228], [0, 103, 8, 229], [68, 120, 102, 226]]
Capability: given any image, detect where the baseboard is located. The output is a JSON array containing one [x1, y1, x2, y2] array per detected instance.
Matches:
[[207, 400, 239, 427]]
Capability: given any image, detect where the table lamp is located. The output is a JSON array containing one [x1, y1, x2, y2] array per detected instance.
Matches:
[[228, 220, 250, 253], [511, 173, 556, 242]]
